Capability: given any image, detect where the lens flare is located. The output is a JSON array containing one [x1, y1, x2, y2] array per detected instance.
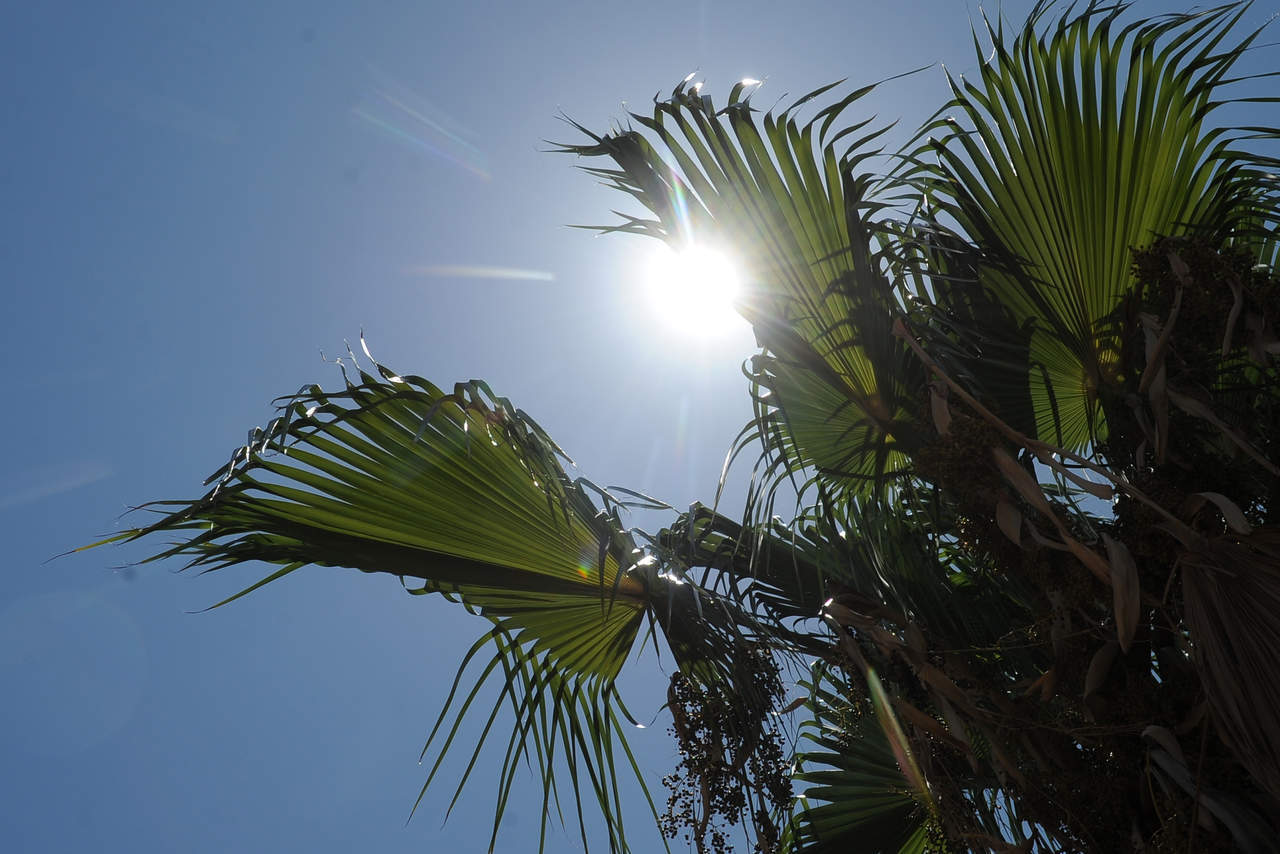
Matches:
[[352, 67, 490, 180], [407, 265, 554, 281]]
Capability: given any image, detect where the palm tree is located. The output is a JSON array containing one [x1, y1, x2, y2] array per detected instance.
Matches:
[[92, 2, 1280, 851]]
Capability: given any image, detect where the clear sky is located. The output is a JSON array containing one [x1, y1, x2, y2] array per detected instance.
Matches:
[[5, 1, 1274, 852]]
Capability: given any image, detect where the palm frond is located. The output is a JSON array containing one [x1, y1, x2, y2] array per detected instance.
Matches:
[[910, 0, 1280, 448], [558, 78, 925, 501], [1182, 532, 1280, 807], [785, 662, 931, 854], [89, 354, 653, 852]]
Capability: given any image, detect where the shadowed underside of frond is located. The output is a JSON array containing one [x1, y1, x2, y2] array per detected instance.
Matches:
[[785, 663, 931, 854]]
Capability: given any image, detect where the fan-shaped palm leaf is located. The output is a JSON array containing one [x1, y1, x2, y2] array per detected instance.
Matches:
[[910, 0, 1279, 448], [88, 354, 654, 852], [786, 663, 931, 854], [560, 78, 925, 501]]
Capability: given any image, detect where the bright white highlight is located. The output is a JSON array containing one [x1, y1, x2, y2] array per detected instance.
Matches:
[[645, 244, 743, 336]]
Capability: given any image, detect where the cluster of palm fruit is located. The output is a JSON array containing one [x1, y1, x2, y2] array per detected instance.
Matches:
[[660, 646, 792, 854]]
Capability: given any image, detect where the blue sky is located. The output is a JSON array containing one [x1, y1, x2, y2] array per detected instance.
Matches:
[[5, 1, 1275, 851]]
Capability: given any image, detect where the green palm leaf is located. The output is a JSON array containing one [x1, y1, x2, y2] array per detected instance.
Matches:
[[88, 354, 654, 852], [560, 78, 925, 500], [785, 663, 930, 854], [910, 0, 1279, 448]]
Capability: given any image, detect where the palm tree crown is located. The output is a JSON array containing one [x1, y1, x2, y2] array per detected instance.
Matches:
[[92, 2, 1280, 851]]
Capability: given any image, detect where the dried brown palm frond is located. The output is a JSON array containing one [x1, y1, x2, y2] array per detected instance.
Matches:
[[1182, 529, 1280, 808]]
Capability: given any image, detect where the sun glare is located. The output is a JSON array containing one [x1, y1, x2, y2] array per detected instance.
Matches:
[[645, 244, 744, 336]]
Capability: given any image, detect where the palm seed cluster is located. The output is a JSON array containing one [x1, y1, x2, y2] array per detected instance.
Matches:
[[660, 646, 791, 854]]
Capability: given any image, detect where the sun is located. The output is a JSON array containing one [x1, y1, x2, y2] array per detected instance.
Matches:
[[644, 243, 745, 337]]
